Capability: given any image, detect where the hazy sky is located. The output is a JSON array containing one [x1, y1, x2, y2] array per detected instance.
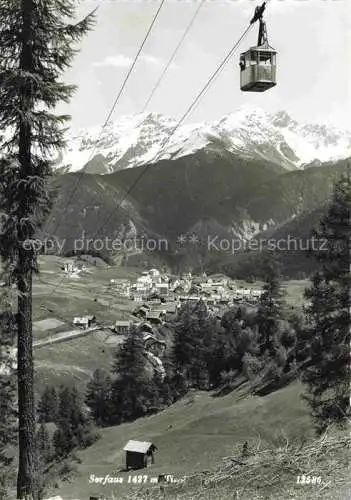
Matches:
[[58, 0, 350, 133]]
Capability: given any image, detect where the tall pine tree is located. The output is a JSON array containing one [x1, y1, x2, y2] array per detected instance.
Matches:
[[254, 253, 294, 387], [35, 423, 53, 500], [302, 171, 351, 432], [111, 328, 156, 423], [0, 2, 95, 497], [256, 254, 286, 356], [85, 369, 112, 427], [220, 306, 259, 376], [173, 301, 206, 390], [37, 386, 59, 423], [36, 423, 52, 466], [54, 385, 96, 458]]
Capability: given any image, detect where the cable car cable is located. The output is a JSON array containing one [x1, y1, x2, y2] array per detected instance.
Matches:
[[77, 25, 252, 239], [48, 0, 203, 247], [40, 3, 266, 303], [70, 23, 254, 243], [141, 0, 206, 114], [46, 0, 166, 238], [151, 24, 254, 164], [94, 23, 254, 237], [35, 0, 207, 307]]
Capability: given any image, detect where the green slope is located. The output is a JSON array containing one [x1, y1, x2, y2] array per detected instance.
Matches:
[[55, 382, 317, 499]]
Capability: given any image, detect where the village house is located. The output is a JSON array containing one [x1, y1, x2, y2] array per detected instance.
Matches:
[[148, 268, 160, 278], [123, 440, 158, 470], [73, 315, 96, 329], [165, 294, 176, 302], [153, 302, 177, 315], [133, 295, 144, 302], [151, 304, 167, 315], [146, 311, 164, 326], [139, 321, 153, 333], [63, 261, 76, 273], [206, 297, 216, 305], [132, 288, 148, 301], [165, 302, 178, 314], [218, 296, 230, 304], [148, 269, 162, 285], [137, 275, 153, 290], [146, 293, 162, 304], [113, 320, 134, 335], [62, 259, 87, 273], [155, 283, 169, 297], [210, 276, 229, 287], [161, 273, 170, 283], [200, 283, 213, 292], [233, 288, 252, 301], [143, 334, 166, 356], [132, 305, 150, 318]]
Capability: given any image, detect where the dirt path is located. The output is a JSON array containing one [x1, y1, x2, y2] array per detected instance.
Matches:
[[34, 360, 93, 376], [33, 326, 102, 348]]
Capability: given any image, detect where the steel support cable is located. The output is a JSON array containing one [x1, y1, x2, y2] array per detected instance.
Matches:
[[41, 23, 253, 303], [47, 0, 167, 237], [141, 0, 206, 113]]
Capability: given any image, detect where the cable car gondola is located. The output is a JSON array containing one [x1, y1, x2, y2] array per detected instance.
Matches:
[[240, 2, 277, 92]]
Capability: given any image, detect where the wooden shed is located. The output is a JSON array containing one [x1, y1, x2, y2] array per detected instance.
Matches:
[[123, 440, 157, 470]]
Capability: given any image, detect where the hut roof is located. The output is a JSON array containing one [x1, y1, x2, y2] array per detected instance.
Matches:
[[123, 440, 153, 454]]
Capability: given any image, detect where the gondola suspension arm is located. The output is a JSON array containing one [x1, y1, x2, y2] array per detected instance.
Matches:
[[250, 1, 268, 47]]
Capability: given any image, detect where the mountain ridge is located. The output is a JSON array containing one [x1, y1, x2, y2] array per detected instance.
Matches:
[[39, 153, 349, 278], [58, 106, 351, 174]]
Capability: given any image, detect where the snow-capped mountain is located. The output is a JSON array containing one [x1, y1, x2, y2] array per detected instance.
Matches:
[[57, 106, 351, 174]]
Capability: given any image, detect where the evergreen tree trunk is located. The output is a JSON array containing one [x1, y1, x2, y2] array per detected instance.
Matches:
[[0, 0, 95, 493], [17, 259, 37, 499], [0, 289, 17, 500], [16, 1, 37, 497]]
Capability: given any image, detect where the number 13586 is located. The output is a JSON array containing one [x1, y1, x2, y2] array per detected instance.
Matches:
[[296, 475, 322, 485]]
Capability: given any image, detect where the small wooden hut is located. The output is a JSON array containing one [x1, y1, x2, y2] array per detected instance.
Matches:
[[123, 440, 157, 470]]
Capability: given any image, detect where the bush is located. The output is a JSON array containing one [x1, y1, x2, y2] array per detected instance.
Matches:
[[242, 353, 262, 381]]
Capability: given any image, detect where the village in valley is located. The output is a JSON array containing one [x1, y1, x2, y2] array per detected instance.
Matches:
[[56, 258, 264, 380]]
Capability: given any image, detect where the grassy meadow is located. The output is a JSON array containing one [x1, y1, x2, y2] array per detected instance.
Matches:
[[51, 382, 349, 500]]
